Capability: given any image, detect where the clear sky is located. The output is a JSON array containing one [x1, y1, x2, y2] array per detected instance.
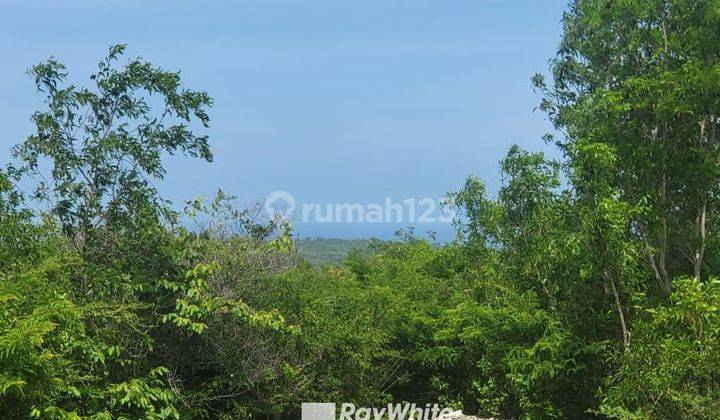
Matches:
[[0, 0, 566, 240]]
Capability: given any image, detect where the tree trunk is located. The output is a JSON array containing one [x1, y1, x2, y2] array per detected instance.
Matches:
[[604, 269, 629, 350], [694, 200, 707, 281]]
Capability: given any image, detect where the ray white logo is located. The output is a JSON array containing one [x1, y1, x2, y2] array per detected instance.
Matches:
[[301, 402, 455, 420], [264, 191, 455, 224]]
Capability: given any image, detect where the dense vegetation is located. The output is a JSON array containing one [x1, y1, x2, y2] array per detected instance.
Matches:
[[296, 238, 372, 266], [3, 1, 720, 418]]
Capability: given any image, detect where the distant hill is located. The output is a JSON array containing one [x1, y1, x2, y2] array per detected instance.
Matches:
[[296, 237, 373, 266]]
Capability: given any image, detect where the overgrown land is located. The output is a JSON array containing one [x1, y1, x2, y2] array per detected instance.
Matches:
[[297, 238, 373, 266], [3, 1, 720, 418]]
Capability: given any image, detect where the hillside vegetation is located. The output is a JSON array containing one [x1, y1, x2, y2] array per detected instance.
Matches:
[[3, 1, 720, 418], [297, 237, 373, 266]]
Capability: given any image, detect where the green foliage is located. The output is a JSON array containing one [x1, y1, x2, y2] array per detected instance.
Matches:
[[537, 0, 720, 295], [296, 237, 374, 266], [6, 3, 720, 416], [600, 278, 720, 418], [0, 47, 294, 419], [14, 44, 212, 243]]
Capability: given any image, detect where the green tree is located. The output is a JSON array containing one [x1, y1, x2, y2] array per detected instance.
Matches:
[[13, 44, 212, 249], [1, 45, 288, 419], [536, 0, 720, 296]]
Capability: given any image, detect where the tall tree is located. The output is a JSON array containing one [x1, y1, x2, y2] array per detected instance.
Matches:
[[13, 44, 213, 250], [535, 0, 720, 295]]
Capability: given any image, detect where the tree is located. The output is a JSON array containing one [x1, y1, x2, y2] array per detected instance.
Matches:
[[600, 277, 720, 418], [13, 44, 213, 249], [535, 0, 720, 295]]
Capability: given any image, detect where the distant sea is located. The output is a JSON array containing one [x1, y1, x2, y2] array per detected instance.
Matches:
[[293, 222, 455, 242]]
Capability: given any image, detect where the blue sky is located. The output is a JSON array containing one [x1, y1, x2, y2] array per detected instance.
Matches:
[[0, 0, 566, 239]]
